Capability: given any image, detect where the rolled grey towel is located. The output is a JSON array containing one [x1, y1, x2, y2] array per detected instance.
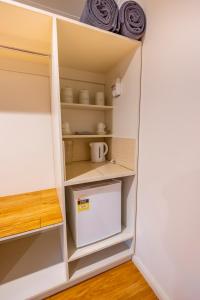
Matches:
[[80, 0, 119, 33], [119, 1, 146, 40]]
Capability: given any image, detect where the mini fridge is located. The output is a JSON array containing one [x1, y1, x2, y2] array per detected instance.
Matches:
[[67, 180, 121, 248]]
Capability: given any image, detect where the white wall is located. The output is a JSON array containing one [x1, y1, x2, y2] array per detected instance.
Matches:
[[135, 1, 200, 299]]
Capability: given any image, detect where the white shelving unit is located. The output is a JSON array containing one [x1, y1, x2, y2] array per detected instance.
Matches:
[[0, 1, 142, 299]]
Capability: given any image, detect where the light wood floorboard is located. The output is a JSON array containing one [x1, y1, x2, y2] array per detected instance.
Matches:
[[47, 261, 157, 300]]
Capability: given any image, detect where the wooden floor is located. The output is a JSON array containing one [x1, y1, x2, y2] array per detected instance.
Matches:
[[47, 261, 157, 300]]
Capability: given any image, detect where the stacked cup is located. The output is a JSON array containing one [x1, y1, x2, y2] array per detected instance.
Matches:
[[95, 91, 105, 106], [61, 87, 74, 103], [62, 121, 72, 135], [79, 89, 90, 104]]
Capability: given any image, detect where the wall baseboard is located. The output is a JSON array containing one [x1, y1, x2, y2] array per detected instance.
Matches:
[[133, 256, 170, 300]]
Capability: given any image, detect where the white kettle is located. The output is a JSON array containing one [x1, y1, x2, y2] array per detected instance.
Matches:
[[90, 142, 108, 163]]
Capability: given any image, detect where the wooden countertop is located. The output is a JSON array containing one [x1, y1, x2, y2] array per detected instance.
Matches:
[[0, 188, 63, 239]]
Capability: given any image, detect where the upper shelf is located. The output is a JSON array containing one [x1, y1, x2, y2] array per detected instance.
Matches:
[[63, 135, 112, 139], [0, 2, 52, 56], [0, 47, 50, 66], [0, 189, 63, 242], [61, 103, 113, 111], [57, 18, 141, 73]]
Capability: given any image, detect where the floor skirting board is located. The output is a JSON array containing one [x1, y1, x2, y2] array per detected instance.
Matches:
[[133, 256, 170, 300]]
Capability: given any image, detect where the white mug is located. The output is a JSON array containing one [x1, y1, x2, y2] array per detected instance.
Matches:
[[95, 91, 105, 106], [79, 89, 90, 104], [62, 122, 72, 135], [61, 87, 74, 103], [90, 142, 108, 163], [97, 122, 106, 134]]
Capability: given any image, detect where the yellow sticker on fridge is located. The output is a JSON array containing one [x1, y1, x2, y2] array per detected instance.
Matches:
[[77, 198, 90, 212]]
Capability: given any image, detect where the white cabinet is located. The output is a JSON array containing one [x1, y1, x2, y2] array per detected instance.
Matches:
[[0, 1, 142, 299]]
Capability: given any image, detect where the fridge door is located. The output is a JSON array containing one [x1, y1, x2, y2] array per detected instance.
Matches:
[[73, 181, 121, 248]]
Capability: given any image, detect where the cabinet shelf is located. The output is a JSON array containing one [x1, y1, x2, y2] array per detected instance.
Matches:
[[68, 226, 133, 262], [0, 189, 63, 241], [0, 2, 51, 56], [1, 261, 66, 300], [57, 18, 141, 73], [69, 242, 132, 282], [63, 134, 112, 139], [64, 161, 136, 186], [61, 103, 113, 111]]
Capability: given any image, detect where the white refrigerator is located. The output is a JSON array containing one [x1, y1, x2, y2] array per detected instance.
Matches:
[[67, 180, 121, 248]]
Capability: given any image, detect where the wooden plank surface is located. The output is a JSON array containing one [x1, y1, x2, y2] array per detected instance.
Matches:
[[0, 189, 63, 239], [46, 261, 157, 300]]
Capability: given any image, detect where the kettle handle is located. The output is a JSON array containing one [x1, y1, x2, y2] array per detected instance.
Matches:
[[103, 143, 108, 156]]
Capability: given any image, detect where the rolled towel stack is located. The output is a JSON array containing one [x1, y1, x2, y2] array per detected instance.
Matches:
[[80, 0, 146, 40], [119, 1, 146, 40], [80, 0, 119, 33]]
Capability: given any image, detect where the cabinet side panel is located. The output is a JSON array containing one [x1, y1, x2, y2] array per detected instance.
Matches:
[[106, 47, 141, 139], [51, 17, 68, 276], [51, 17, 65, 216], [111, 138, 136, 170], [105, 46, 142, 258]]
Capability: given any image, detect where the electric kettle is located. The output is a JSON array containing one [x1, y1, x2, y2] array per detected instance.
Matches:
[[90, 142, 108, 163]]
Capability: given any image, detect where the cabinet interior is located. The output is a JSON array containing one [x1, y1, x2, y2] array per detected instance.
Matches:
[[0, 229, 66, 300], [58, 23, 140, 185], [68, 240, 133, 281], [66, 176, 136, 264], [0, 1, 53, 197]]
